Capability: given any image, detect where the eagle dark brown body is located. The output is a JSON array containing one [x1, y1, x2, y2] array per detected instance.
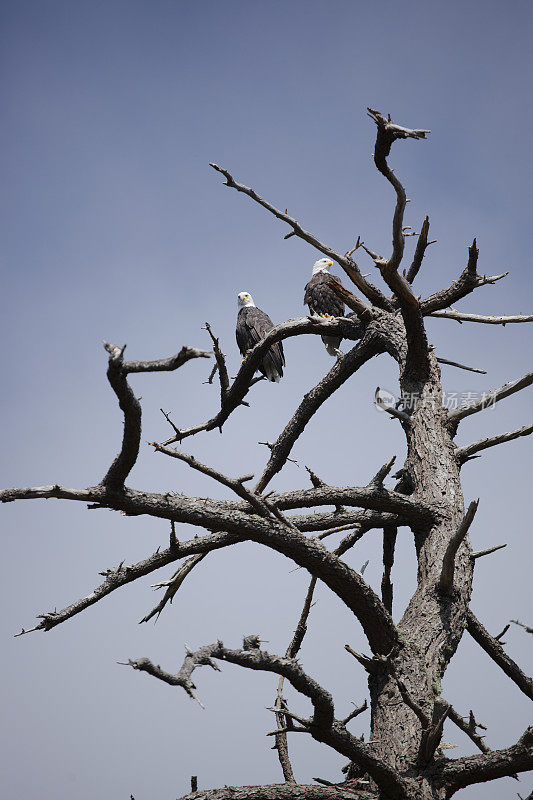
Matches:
[[304, 271, 345, 356], [236, 305, 285, 382]]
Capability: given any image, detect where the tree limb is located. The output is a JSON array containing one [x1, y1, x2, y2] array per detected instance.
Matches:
[[254, 332, 384, 492], [100, 342, 143, 490], [511, 619, 533, 635], [381, 525, 397, 614], [123, 346, 211, 373], [418, 698, 450, 766], [209, 163, 391, 309], [161, 316, 365, 444], [433, 727, 533, 794], [100, 342, 210, 489], [128, 641, 408, 799], [175, 784, 375, 800], [429, 309, 533, 325], [202, 323, 230, 400], [449, 369, 533, 424], [273, 462, 389, 781], [274, 575, 319, 782], [457, 424, 533, 462], [5, 483, 402, 652], [139, 553, 207, 624], [253, 484, 435, 524], [291, 509, 405, 534], [149, 442, 293, 527], [447, 705, 490, 754], [438, 500, 479, 594], [421, 239, 508, 315], [466, 610, 533, 700], [325, 279, 374, 322], [472, 543, 506, 560], [406, 216, 433, 284], [367, 108, 427, 305]]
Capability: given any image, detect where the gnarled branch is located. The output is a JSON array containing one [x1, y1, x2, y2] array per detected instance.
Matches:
[[367, 108, 426, 304], [129, 641, 408, 799]]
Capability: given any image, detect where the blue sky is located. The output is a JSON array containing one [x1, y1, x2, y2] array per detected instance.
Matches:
[[1, 2, 532, 799]]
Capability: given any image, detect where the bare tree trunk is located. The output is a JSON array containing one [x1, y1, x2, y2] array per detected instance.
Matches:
[[3, 109, 533, 800]]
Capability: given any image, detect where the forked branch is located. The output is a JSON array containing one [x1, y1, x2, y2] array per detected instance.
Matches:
[[100, 342, 209, 489], [128, 641, 408, 799], [421, 238, 508, 315], [367, 108, 426, 307], [447, 705, 490, 754], [140, 553, 207, 624]]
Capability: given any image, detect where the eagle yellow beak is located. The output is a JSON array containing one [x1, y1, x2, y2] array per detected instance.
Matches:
[[327, 260, 333, 266]]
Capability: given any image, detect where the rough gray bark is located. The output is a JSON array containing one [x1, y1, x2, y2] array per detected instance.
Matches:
[[3, 109, 532, 800]]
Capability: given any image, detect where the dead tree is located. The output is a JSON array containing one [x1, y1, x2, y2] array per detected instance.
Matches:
[[2, 109, 532, 800]]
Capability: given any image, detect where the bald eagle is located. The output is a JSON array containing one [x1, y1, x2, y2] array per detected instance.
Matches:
[[236, 292, 285, 382], [304, 258, 345, 356]]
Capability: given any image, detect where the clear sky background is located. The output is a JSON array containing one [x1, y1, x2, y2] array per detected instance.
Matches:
[[1, 2, 532, 799]]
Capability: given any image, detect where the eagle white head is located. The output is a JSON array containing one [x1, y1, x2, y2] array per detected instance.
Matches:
[[237, 291, 256, 308], [312, 258, 334, 276]]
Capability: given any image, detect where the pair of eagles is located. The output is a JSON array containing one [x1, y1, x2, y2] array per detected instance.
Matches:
[[236, 258, 344, 383]]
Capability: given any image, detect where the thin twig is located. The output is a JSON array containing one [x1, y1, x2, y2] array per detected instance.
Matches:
[[511, 619, 533, 635], [472, 543, 506, 560], [436, 357, 486, 375]]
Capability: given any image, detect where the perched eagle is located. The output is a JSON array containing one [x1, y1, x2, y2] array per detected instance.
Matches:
[[236, 292, 285, 382], [304, 258, 345, 356]]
